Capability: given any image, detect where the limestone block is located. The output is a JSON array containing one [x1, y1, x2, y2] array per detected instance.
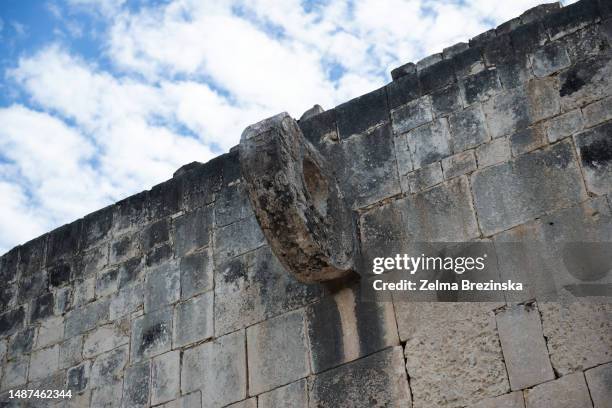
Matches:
[[1, 357, 28, 390], [442, 150, 477, 179], [386, 71, 420, 110], [476, 138, 511, 168], [37, 315, 63, 348], [30, 292, 55, 323], [76, 244, 109, 280], [18, 270, 48, 305], [531, 42, 571, 77], [419, 58, 455, 94], [46, 221, 81, 265], [258, 379, 308, 408], [298, 108, 338, 149], [122, 361, 150, 408], [431, 84, 463, 117], [585, 362, 612, 408], [390, 62, 416, 80], [562, 24, 609, 63], [0, 338, 6, 360], [309, 347, 411, 408], [509, 125, 546, 156], [359, 199, 408, 263], [151, 350, 180, 405], [0, 307, 24, 337], [213, 216, 265, 264], [526, 77, 561, 123], [181, 330, 246, 407], [306, 284, 399, 373], [173, 206, 212, 257], [53, 286, 71, 315], [144, 260, 180, 313], [546, 109, 583, 142], [83, 322, 129, 358], [81, 206, 113, 251], [247, 309, 310, 394], [29, 345, 59, 381], [73, 277, 95, 307], [91, 379, 122, 408], [0, 285, 16, 313], [179, 250, 213, 301], [559, 55, 612, 111], [117, 256, 144, 289], [335, 86, 388, 139], [524, 372, 592, 408], [130, 307, 173, 363], [452, 47, 485, 79], [96, 267, 119, 298], [582, 97, 612, 128], [109, 281, 143, 320], [471, 140, 586, 235], [110, 233, 140, 265], [90, 345, 128, 388], [8, 326, 36, 359], [112, 190, 148, 234], [66, 361, 91, 393], [405, 118, 452, 169], [145, 243, 173, 267], [64, 298, 110, 338], [59, 335, 83, 369], [391, 95, 433, 135], [48, 260, 72, 288], [543, 0, 600, 41], [394, 133, 414, 180], [460, 68, 502, 106], [177, 392, 201, 408], [214, 246, 320, 336], [496, 304, 555, 390], [574, 122, 612, 195], [406, 161, 444, 193], [470, 392, 525, 408], [17, 235, 45, 277], [449, 105, 490, 151], [173, 291, 213, 347], [226, 398, 256, 408], [539, 301, 612, 375], [140, 219, 169, 252], [214, 182, 253, 228]]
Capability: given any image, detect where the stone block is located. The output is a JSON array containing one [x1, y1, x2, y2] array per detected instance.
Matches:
[[539, 301, 612, 375], [574, 122, 612, 195], [0, 285, 16, 313], [585, 362, 612, 408], [396, 303, 509, 408], [181, 330, 246, 407], [112, 190, 149, 234], [309, 347, 411, 408], [96, 267, 119, 298], [213, 216, 265, 264], [495, 304, 555, 390], [46, 221, 81, 265], [406, 161, 443, 193], [176, 159, 222, 212], [17, 235, 45, 277], [109, 281, 143, 320], [563, 24, 609, 63], [90, 345, 128, 388], [73, 244, 108, 281], [180, 247, 213, 299], [151, 350, 180, 405], [471, 140, 586, 235], [386, 71, 420, 110], [559, 55, 612, 111], [177, 391, 201, 408], [214, 246, 320, 336], [443, 41, 469, 59], [0, 307, 24, 337], [122, 361, 150, 408], [29, 345, 59, 381], [476, 137, 511, 168], [30, 292, 54, 323], [173, 291, 213, 348], [0, 248, 19, 284], [582, 96, 612, 128], [359, 199, 409, 263], [37, 315, 63, 348], [91, 380, 123, 408], [17, 270, 48, 304], [173, 206, 212, 257], [417, 53, 442, 71], [225, 399, 256, 408], [419, 58, 456, 94], [431, 84, 463, 117], [148, 179, 181, 221], [144, 260, 180, 313], [110, 233, 140, 265], [72, 277, 95, 307], [83, 322, 129, 358], [82, 206, 113, 251], [118, 256, 144, 289], [452, 47, 485, 79], [306, 285, 398, 374], [449, 105, 490, 151], [48, 260, 72, 288], [543, 0, 600, 41], [333, 123, 401, 208], [298, 108, 338, 149], [405, 118, 452, 169], [1, 357, 28, 390], [527, 77, 561, 122], [483, 33, 513, 65], [214, 183, 253, 228], [145, 243, 173, 267], [509, 125, 546, 156], [140, 219, 170, 252], [247, 309, 310, 394], [335, 86, 388, 139], [546, 109, 583, 142], [524, 372, 592, 408], [460, 68, 502, 106], [391, 95, 433, 135], [258, 379, 308, 408], [66, 361, 91, 393], [483, 87, 529, 139], [390, 62, 416, 80], [64, 298, 110, 338], [130, 307, 173, 363], [53, 286, 71, 315], [470, 392, 525, 408], [394, 133, 413, 178], [442, 150, 477, 179], [59, 336, 82, 369], [531, 42, 571, 77], [8, 326, 36, 359]]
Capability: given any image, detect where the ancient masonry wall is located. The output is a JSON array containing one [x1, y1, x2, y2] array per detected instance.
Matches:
[[1, 0, 612, 407]]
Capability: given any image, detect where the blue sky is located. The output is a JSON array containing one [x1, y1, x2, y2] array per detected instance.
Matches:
[[0, 0, 571, 254]]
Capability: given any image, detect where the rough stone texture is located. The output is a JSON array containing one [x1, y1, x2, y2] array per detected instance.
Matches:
[[144, 260, 180, 312], [257, 379, 308, 408], [406, 161, 444, 192], [546, 109, 584, 142], [397, 303, 509, 408], [180, 247, 213, 300], [28, 345, 59, 381], [448, 105, 490, 151], [405, 118, 452, 169], [509, 125, 546, 156], [582, 97, 612, 127], [130, 307, 173, 363], [90, 345, 128, 388], [151, 350, 180, 405], [83, 322, 129, 358], [122, 361, 150, 408], [496, 304, 555, 390], [574, 122, 612, 195], [173, 206, 212, 257], [470, 392, 525, 408], [173, 291, 213, 347], [442, 150, 477, 179], [391, 96, 433, 135], [309, 347, 411, 408], [524, 372, 592, 408], [539, 301, 612, 375], [585, 362, 612, 408]]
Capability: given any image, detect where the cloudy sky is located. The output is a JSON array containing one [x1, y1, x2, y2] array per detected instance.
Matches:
[[0, 0, 572, 254]]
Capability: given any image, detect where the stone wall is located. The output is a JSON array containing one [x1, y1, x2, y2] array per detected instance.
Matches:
[[1, 0, 611, 407]]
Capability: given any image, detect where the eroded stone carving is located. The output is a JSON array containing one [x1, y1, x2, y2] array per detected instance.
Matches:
[[239, 112, 356, 283]]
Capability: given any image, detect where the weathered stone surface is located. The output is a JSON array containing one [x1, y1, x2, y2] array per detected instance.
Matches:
[[181, 330, 246, 407], [214, 182, 253, 228], [130, 307, 173, 363], [582, 96, 612, 128], [64, 298, 110, 338], [17, 236, 45, 277], [419, 59, 456, 94], [151, 350, 180, 405], [59, 335, 83, 369], [443, 41, 469, 59], [359, 199, 408, 263], [109, 282, 143, 320], [524, 372, 592, 408], [452, 47, 485, 79], [73, 277, 95, 307], [471, 140, 586, 235], [390, 62, 416, 80], [298, 108, 338, 149], [90, 345, 128, 388], [29, 344, 59, 381], [122, 361, 150, 408], [397, 303, 509, 408], [476, 137, 511, 168], [470, 392, 525, 408], [8, 326, 36, 359], [30, 292, 54, 323], [387, 71, 420, 110], [563, 24, 609, 63], [585, 362, 612, 408], [48, 260, 72, 288], [47, 221, 81, 265], [75, 244, 109, 281], [118, 256, 144, 289], [173, 291, 213, 347], [91, 379, 123, 408], [544, 0, 600, 41], [83, 322, 129, 358], [309, 347, 411, 408], [509, 125, 546, 156], [81, 206, 113, 250], [258, 379, 307, 408], [140, 219, 169, 252], [442, 150, 477, 179], [460, 69, 502, 106], [96, 267, 119, 298], [213, 216, 265, 265], [531, 42, 571, 77], [394, 133, 414, 180], [559, 55, 612, 110], [247, 309, 310, 394], [496, 304, 555, 390], [0, 307, 24, 337], [1, 357, 28, 390], [18, 270, 48, 304], [110, 233, 140, 265], [405, 118, 452, 168], [144, 260, 180, 312], [66, 361, 91, 393], [53, 286, 71, 315], [539, 301, 612, 375], [431, 84, 463, 117], [574, 122, 612, 195], [179, 248, 213, 300], [417, 53, 443, 71], [391, 96, 433, 135], [335, 86, 388, 139], [545, 109, 583, 142], [449, 105, 490, 151], [406, 161, 443, 193], [173, 206, 212, 257], [145, 242, 173, 267], [36, 315, 63, 348], [306, 285, 398, 374]]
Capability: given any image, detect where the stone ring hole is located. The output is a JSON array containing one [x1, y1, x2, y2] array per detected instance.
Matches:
[[303, 157, 329, 217]]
